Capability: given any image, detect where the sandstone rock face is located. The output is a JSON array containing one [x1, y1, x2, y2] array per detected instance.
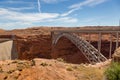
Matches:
[[16, 35, 52, 60], [0, 27, 118, 64], [0, 29, 5, 33], [52, 36, 89, 64], [112, 47, 120, 62], [16, 34, 117, 64]]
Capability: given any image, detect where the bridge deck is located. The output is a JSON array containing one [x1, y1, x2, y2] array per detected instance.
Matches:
[[51, 30, 120, 33]]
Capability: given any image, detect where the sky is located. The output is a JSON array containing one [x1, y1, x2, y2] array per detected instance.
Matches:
[[0, 0, 120, 30]]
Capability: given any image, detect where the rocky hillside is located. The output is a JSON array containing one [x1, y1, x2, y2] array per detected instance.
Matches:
[[0, 58, 110, 80]]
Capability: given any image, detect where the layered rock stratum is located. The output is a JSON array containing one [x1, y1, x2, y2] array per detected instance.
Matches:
[[0, 26, 119, 63]]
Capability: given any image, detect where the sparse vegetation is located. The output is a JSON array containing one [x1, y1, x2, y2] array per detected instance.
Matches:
[[0, 68, 3, 73], [66, 67, 73, 71], [66, 66, 78, 71], [7, 70, 15, 74], [105, 62, 120, 80], [57, 58, 65, 62], [31, 59, 35, 66], [0, 59, 108, 80], [11, 60, 18, 64], [40, 62, 48, 66], [72, 66, 78, 69]]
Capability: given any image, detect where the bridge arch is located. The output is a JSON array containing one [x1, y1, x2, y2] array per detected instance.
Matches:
[[52, 32, 107, 64]]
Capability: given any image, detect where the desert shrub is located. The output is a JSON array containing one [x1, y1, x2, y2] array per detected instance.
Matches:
[[40, 62, 48, 66], [0, 68, 3, 73], [57, 58, 65, 62], [66, 67, 73, 71], [105, 62, 120, 80], [31, 59, 35, 66]]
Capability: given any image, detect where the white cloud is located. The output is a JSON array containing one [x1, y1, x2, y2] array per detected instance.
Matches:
[[0, 8, 77, 29], [69, 0, 107, 9], [41, 0, 68, 4], [62, 0, 107, 16], [42, 0, 57, 3], [0, 8, 59, 22], [47, 17, 78, 23], [0, 0, 34, 4], [57, 17, 78, 23], [61, 8, 80, 17], [0, 1, 36, 12], [0, 8, 59, 29], [0, 22, 32, 30], [88, 0, 107, 6], [81, 16, 104, 23], [6, 7, 35, 11]]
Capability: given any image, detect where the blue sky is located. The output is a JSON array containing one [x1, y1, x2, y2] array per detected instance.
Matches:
[[0, 0, 120, 30]]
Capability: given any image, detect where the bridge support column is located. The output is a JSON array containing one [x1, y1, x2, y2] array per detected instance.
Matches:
[[89, 33, 91, 43], [51, 32, 55, 58], [109, 33, 112, 58], [51, 32, 59, 59], [116, 32, 119, 49], [51, 32, 55, 45], [51, 44, 57, 58], [98, 32, 102, 53]]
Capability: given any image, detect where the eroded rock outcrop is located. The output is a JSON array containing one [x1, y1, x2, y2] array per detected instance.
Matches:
[[112, 47, 120, 62]]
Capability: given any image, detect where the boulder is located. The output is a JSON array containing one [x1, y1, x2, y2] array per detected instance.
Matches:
[[112, 47, 120, 62]]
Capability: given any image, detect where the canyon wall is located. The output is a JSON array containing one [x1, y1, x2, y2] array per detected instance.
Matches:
[[0, 27, 119, 64], [16, 34, 118, 64]]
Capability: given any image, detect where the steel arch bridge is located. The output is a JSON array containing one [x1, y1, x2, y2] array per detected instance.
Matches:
[[52, 32, 107, 64]]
